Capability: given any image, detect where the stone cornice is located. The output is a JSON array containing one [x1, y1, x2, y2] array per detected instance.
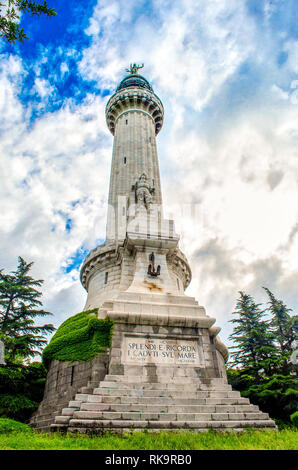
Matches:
[[80, 242, 119, 291], [106, 310, 216, 329], [106, 87, 164, 136]]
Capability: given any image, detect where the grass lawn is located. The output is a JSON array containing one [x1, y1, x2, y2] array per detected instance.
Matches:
[[0, 423, 297, 450]]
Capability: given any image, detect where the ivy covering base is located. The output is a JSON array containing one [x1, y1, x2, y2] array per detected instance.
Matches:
[[42, 310, 113, 367]]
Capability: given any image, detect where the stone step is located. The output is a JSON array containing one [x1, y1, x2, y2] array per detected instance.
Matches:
[[92, 388, 221, 398], [207, 398, 250, 405], [104, 376, 232, 389], [55, 415, 71, 424], [67, 425, 274, 434], [79, 403, 211, 413], [67, 418, 276, 430], [30, 411, 62, 423], [92, 388, 211, 398], [100, 378, 231, 389], [74, 394, 90, 402], [93, 387, 240, 399], [99, 381, 195, 389], [79, 386, 94, 394], [95, 382, 235, 394], [72, 410, 268, 422], [82, 397, 259, 412], [50, 423, 68, 432], [71, 395, 250, 407], [78, 402, 260, 414], [62, 407, 81, 416], [31, 417, 58, 429], [113, 292, 199, 306], [99, 379, 203, 388], [87, 390, 209, 399], [30, 410, 55, 419], [113, 300, 202, 310]]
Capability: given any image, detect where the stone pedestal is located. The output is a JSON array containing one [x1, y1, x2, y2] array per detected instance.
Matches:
[[50, 292, 276, 433]]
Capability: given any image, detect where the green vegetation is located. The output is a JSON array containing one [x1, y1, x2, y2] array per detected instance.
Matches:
[[0, 0, 57, 44], [0, 361, 47, 421], [0, 256, 296, 443], [0, 256, 55, 363], [291, 411, 298, 427], [228, 289, 297, 425], [0, 257, 54, 422], [0, 258, 114, 422], [42, 310, 114, 367], [0, 418, 32, 434], [0, 422, 297, 450]]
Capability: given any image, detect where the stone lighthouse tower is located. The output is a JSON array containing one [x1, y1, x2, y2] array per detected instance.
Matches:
[[81, 63, 190, 310], [32, 65, 276, 432]]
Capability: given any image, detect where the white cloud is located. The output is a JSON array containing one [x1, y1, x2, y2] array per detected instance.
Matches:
[[271, 84, 289, 100], [34, 77, 55, 99], [79, 0, 256, 111], [60, 62, 69, 76], [0, 57, 113, 328], [0, 0, 297, 348]]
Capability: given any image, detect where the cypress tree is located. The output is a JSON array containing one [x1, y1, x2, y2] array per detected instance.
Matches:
[[263, 287, 297, 353], [228, 291, 278, 376], [0, 257, 55, 363], [263, 287, 297, 374], [228, 290, 297, 424]]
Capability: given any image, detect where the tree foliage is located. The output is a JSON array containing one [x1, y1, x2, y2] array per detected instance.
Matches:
[[0, 0, 56, 44], [0, 256, 55, 364], [228, 291, 280, 375], [0, 361, 47, 421], [228, 288, 298, 425], [0, 257, 54, 421], [263, 287, 297, 373]]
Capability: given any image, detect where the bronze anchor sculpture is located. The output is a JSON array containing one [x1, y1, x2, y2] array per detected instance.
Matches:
[[147, 252, 160, 277]]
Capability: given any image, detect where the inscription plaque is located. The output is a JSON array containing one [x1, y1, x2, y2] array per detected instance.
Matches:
[[123, 336, 202, 365]]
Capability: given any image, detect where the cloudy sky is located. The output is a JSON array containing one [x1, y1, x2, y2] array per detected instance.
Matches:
[[0, 0, 297, 348]]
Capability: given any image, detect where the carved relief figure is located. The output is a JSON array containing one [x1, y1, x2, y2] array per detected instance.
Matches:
[[132, 172, 155, 211]]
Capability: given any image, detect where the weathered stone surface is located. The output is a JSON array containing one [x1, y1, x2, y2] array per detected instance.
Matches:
[[50, 370, 276, 432], [29, 355, 109, 431]]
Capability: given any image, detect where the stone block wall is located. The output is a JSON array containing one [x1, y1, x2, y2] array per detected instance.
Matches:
[[30, 355, 109, 431], [85, 262, 122, 309]]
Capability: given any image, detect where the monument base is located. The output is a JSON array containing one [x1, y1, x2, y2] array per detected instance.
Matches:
[[29, 355, 109, 432], [49, 293, 276, 433]]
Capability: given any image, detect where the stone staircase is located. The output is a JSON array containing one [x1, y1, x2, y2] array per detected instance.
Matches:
[[30, 402, 67, 432], [51, 374, 276, 433]]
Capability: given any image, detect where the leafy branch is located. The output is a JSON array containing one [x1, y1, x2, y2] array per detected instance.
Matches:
[[0, 0, 57, 44]]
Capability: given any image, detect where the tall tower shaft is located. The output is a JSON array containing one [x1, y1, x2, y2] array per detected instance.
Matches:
[[106, 73, 164, 243], [81, 69, 191, 309]]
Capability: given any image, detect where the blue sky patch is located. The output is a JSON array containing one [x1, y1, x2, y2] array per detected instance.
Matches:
[[63, 246, 90, 274]]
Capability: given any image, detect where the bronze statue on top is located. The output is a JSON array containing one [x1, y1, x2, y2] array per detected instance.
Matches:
[[126, 63, 144, 75]]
